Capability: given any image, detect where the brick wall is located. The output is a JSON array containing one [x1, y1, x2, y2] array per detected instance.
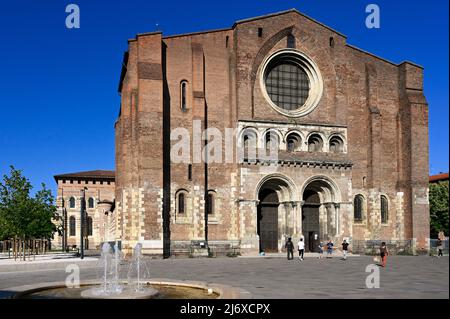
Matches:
[[115, 10, 430, 255]]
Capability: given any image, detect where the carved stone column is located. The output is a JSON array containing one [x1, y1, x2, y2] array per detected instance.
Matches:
[[253, 200, 260, 236], [319, 204, 330, 241], [282, 201, 291, 236], [334, 203, 341, 238], [290, 201, 300, 237], [298, 200, 305, 237], [324, 203, 334, 239]]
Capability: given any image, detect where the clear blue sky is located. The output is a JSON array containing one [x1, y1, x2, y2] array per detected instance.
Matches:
[[0, 0, 448, 196]]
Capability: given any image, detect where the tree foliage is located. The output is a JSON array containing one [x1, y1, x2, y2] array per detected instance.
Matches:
[[429, 180, 449, 238], [0, 166, 59, 240]]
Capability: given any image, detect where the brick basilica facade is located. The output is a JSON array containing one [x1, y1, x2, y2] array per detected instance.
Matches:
[[109, 9, 430, 257]]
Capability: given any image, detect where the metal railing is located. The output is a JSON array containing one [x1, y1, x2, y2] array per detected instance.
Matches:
[[0, 238, 51, 260], [351, 240, 415, 255]]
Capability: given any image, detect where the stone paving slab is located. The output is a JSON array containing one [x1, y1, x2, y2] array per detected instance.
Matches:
[[0, 255, 447, 299]]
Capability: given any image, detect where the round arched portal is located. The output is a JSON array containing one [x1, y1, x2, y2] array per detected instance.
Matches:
[[256, 175, 297, 253], [301, 177, 341, 252]]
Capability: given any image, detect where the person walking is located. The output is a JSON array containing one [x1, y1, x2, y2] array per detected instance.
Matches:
[[341, 239, 349, 260], [318, 241, 324, 259], [380, 242, 389, 267], [437, 238, 443, 257], [297, 238, 305, 261], [285, 237, 294, 260], [326, 239, 334, 258]]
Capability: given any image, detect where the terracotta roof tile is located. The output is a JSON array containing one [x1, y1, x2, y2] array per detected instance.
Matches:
[[54, 170, 115, 182], [429, 173, 449, 183]]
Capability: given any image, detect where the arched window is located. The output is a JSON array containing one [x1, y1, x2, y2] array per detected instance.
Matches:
[[87, 216, 93, 236], [265, 131, 279, 151], [177, 192, 186, 214], [69, 216, 76, 236], [207, 192, 215, 215], [258, 27, 263, 37], [329, 136, 344, 153], [88, 197, 94, 209], [307, 134, 323, 152], [243, 135, 250, 148], [381, 195, 388, 223], [329, 37, 335, 48], [243, 130, 257, 147], [69, 197, 76, 208], [188, 164, 192, 181], [287, 34, 296, 48], [180, 80, 188, 111], [286, 133, 301, 152], [354, 195, 364, 221], [242, 130, 257, 161]]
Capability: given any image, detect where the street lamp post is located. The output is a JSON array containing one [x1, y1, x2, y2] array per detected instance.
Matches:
[[62, 206, 66, 253], [80, 187, 87, 259], [64, 207, 68, 252], [60, 198, 65, 253], [60, 192, 67, 253]]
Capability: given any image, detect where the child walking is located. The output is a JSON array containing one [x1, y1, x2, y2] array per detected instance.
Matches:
[[318, 241, 324, 259]]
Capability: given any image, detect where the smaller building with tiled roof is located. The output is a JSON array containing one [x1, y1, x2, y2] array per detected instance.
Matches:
[[429, 173, 449, 183], [54, 170, 115, 183], [53, 170, 116, 251]]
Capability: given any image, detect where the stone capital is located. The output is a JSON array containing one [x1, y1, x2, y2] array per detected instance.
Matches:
[[236, 199, 260, 206], [323, 202, 333, 209], [292, 200, 302, 208]]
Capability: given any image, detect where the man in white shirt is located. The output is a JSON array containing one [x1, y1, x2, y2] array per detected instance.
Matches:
[[297, 238, 305, 261]]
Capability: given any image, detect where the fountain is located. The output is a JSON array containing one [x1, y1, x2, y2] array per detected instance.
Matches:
[[81, 242, 158, 299], [6, 242, 251, 299]]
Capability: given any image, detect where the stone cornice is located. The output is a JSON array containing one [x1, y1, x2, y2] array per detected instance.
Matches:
[[242, 158, 353, 169]]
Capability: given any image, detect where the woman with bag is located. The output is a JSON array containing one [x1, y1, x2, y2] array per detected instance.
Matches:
[[380, 242, 389, 267]]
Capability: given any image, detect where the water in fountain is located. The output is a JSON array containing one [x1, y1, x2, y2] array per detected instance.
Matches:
[[111, 241, 123, 294], [100, 242, 112, 294], [83, 242, 123, 297], [80, 242, 158, 298], [87, 242, 114, 296], [127, 243, 150, 292]]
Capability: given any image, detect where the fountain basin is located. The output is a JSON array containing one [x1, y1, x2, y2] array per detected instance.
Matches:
[[80, 286, 159, 299], [7, 278, 252, 299]]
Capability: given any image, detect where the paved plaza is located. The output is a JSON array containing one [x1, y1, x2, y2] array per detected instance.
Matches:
[[0, 255, 448, 299]]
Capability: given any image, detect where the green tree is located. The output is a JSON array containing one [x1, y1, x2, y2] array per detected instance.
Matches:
[[429, 180, 449, 238], [26, 185, 59, 239], [0, 166, 59, 241]]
